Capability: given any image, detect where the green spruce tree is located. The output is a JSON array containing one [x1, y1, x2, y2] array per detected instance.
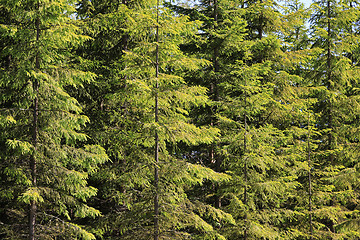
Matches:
[[75, 0, 232, 239], [0, 0, 108, 239], [169, 0, 308, 239], [307, 0, 360, 237]]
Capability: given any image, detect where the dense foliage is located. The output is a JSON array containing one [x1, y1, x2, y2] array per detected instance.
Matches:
[[1, 0, 360, 239]]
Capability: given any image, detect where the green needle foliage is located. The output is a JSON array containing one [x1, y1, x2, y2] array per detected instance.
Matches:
[[0, 0, 108, 239], [1, 0, 360, 239], [74, 0, 231, 239], [168, 0, 305, 239], [306, 0, 360, 238]]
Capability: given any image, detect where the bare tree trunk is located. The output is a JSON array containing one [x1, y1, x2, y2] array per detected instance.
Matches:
[[212, 0, 222, 209], [307, 111, 313, 239], [327, 0, 333, 165], [29, 14, 40, 240], [258, 0, 263, 39], [326, 0, 335, 233], [154, 0, 160, 239], [244, 79, 248, 240]]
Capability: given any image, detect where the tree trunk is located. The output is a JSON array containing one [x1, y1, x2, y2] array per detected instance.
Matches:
[[307, 112, 313, 239], [29, 14, 40, 240], [327, 0, 333, 165], [244, 79, 248, 240], [258, 0, 263, 39], [326, 0, 335, 233], [154, 0, 160, 239], [212, 0, 222, 209]]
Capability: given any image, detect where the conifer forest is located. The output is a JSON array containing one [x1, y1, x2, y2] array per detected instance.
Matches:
[[2, 0, 360, 239]]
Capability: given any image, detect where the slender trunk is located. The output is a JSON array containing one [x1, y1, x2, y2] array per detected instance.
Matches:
[[213, 0, 219, 74], [326, 0, 335, 233], [119, 0, 129, 191], [258, 0, 263, 40], [29, 15, 40, 240], [307, 112, 313, 239], [213, 0, 221, 209], [121, 0, 129, 117], [327, 0, 333, 165], [154, 0, 160, 239], [244, 79, 248, 240], [349, 1, 353, 34]]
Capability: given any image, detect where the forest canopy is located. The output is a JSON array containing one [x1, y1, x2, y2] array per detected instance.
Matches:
[[1, 0, 360, 239]]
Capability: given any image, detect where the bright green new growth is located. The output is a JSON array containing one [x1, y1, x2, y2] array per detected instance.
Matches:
[[0, 0, 108, 239], [1, 0, 360, 239]]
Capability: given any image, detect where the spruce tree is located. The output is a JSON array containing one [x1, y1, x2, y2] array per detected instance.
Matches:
[[168, 0, 306, 239], [307, 0, 360, 237], [75, 0, 232, 239], [0, 0, 108, 239]]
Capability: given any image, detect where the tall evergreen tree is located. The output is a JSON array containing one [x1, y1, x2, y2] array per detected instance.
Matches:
[[307, 0, 360, 237], [276, 1, 320, 238], [0, 0, 108, 239], [1, 0, 360, 239], [75, 0, 232, 239], [169, 0, 308, 239]]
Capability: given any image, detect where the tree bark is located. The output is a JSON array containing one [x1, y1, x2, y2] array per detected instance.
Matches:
[[326, 0, 335, 233], [244, 79, 248, 240], [29, 14, 40, 240], [258, 0, 263, 40], [307, 112, 313, 239], [327, 0, 333, 165], [154, 0, 160, 239], [212, 0, 222, 209]]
